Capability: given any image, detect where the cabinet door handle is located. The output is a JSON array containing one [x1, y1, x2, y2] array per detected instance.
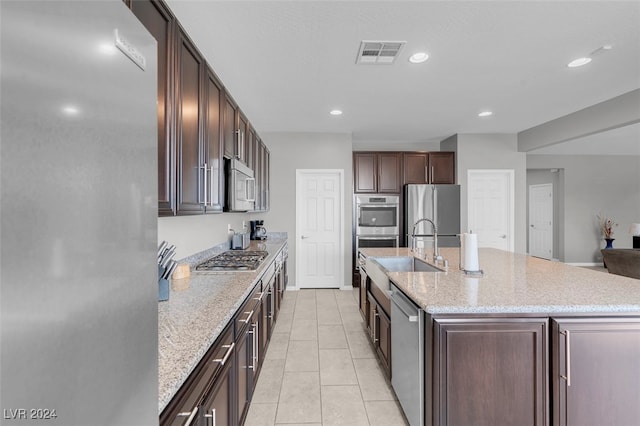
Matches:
[[212, 342, 235, 366], [254, 321, 259, 370], [177, 406, 198, 426], [373, 311, 379, 343], [203, 162, 208, 206], [209, 165, 215, 207], [240, 310, 254, 323], [561, 330, 571, 387], [204, 408, 216, 426], [197, 164, 207, 205]]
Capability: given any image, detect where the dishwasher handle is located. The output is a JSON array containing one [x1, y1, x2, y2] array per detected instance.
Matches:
[[390, 290, 419, 322]]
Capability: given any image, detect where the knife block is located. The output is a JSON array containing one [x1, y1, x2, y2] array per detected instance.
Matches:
[[158, 265, 170, 301]]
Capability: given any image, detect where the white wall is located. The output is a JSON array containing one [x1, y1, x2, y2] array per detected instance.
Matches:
[[158, 213, 261, 260], [527, 154, 640, 263], [260, 132, 354, 288], [445, 133, 528, 253]]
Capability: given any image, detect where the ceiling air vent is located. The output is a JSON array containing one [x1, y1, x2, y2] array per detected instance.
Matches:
[[356, 40, 406, 65]]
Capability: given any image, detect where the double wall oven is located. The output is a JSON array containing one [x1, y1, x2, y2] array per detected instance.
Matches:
[[355, 195, 400, 263]]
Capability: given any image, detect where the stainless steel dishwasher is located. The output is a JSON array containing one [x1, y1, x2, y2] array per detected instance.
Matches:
[[390, 283, 423, 426]]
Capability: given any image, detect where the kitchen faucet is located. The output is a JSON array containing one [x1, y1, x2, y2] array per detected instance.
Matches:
[[411, 218, 442, 262]]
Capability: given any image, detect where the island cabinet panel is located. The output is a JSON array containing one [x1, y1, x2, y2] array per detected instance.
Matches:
[[552, 318, 640, 426], [130, 0, 176, 215], [433, 318, 548, 426], [367, 292, 391, 377], [359, 270, 369, 322]]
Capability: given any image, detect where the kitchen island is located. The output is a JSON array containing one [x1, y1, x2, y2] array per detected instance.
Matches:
[[360, 247, 640, 426], [158, 236, 288, 423]]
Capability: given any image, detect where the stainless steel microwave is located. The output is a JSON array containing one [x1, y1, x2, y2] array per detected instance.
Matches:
[[226, 158, 255, 212]]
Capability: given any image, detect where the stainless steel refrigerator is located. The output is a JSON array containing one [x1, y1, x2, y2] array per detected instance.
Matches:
[[1, 1, 158, 424], [404, 184, 461, 247]]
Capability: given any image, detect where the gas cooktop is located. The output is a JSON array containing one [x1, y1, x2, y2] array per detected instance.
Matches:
[[195, 250, 269, 272]]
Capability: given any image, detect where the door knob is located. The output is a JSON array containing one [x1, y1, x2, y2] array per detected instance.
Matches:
[[499, 234, 507, 239], [301, 235, 309, 239]]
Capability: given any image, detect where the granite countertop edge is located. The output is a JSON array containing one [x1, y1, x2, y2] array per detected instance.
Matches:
[[363, 247, 640, 316], [158, 234, 288, 414]]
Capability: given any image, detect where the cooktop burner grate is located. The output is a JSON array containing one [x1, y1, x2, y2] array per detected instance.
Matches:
[[195, 250, 269, 272]]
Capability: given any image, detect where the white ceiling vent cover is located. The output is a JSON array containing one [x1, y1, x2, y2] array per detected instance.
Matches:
[[356, 40, 406, 64]]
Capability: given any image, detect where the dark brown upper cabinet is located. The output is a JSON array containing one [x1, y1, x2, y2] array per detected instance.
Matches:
[[354, 152, 402, 194], [203, 69, 224, 213], [130, 0, 175, 216], [428, 151, 455, 184], [403, 153, 428, 184], [223, 94, 238, 160], [175, 28, 205, 214], [237, 112, 248, 164], [253, 139, 270, 212], [128, 0, 269, 216], [402, 152, 456, 185]]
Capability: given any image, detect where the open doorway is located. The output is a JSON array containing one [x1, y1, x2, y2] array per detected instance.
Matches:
[[526, 169, 564, 261]]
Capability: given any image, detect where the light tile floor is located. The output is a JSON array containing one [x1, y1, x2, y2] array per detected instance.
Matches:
[[245, 288, 409, 426]]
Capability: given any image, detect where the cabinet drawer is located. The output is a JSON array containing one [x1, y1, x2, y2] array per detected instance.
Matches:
[[160, 324, 234, 426], [235, 284, 262, 336]]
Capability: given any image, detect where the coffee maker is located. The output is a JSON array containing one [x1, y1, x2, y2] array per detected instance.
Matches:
[[250, 220, 267, 240]]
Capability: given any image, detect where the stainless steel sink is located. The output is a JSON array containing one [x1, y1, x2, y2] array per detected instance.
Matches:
[[364, 256, 442, 294], [373, 256, 442, 273]]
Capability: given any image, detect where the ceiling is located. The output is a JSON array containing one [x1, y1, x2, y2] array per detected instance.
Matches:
[[165, 1, 640, 151]]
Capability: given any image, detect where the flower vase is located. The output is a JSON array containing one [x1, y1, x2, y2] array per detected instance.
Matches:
[[604, 238, 615, 249]]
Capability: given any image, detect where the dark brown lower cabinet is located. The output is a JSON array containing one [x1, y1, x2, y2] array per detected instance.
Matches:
[[367, 292, 391, 377], [377, 305, 391, 376], [552, 317, 640, 426], [159, 325, 234, 425], [159, 246, 288, 426], [200, 339, 233, 426], [236, 292, 260, 425], [432, 317, 548, 426], [359, 271, 368, 322]]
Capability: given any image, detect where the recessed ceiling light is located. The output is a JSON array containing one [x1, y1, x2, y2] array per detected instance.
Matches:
[[62, 105, 80, 116], [329, 109, 343, 116], [478, 111, 493, 117], [408, 52, 429, 64], [98, 42, 117, 55], [567, 57, 592, 68]]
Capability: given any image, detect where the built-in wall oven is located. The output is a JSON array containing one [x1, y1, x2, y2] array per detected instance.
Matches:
[[355, 195, 400, 262]]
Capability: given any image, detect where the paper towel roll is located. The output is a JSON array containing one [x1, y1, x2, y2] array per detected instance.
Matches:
[[462, 233, 480, 272]]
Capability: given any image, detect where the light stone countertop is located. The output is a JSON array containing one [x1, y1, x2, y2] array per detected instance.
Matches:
[[158, 236, 288, 414], [361, 247, 640, 315]]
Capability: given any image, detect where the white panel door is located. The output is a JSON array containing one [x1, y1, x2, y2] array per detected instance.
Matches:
[[467, 170, 514, 251], [529, 183, 553, 259], [296, 170, 344, 289]]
